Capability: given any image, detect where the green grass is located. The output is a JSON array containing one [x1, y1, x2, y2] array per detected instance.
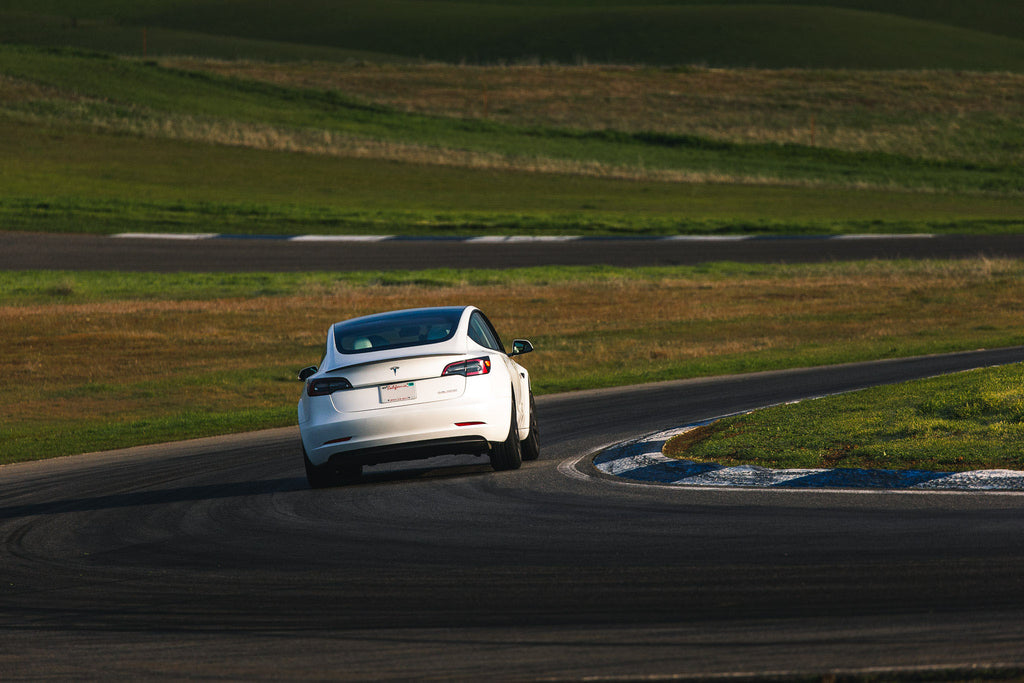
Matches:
[[3, 1, 1024, 68], [2, 4, 1023, 237], [5, 124, 1024, 236], [667, 364, 1024, 472], [125, 3, 1024, 70], [0, 266, 679, 303], [6, 46, 1018, 193], [4, 46, 1024, 236], [3, 260, 1024, 464]]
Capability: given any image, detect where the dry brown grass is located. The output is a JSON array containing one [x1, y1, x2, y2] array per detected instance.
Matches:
[[3, 260, 1023, 440], [11, 60, 1023, 189], [163, 60, 1024, 165], [89, 115, 775, 184], [0, 74, 72, 102], [4, 103, 790, 186]]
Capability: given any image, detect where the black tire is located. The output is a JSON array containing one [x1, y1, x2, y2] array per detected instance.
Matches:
[[521, 392, 540, 462], [489, 400, 522, 471], [304, 448, 361, 488]]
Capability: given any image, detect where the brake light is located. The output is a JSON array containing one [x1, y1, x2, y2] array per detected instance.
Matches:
[[442, 357, 491, 377], [307, 377, 353, 396]]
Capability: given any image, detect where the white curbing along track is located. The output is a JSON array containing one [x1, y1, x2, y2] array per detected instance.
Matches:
[[112, 233, 938, 243], [594, 424, 1024, 491]]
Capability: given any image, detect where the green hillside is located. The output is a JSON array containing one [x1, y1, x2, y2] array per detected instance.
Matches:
[[428, 0, 1024, 44], [2, 0, 1024, 69], [2, 44, 1024, 237], [3, 1, 1024, 238]]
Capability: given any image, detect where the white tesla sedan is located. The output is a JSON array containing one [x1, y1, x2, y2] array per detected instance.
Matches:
[[297, 306, 538, 487]]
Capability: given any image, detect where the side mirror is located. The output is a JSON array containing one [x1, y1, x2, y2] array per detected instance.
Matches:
[[509, 339, 534, 357], [298, 366, 318, 381]]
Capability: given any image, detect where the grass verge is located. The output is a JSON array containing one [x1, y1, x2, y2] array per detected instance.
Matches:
[[665, 364, 1024, 472], [4, 119, 1024, 237], [2, 259, 1024, 465]]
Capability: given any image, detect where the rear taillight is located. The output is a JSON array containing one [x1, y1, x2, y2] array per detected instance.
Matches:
[[442, 357, 491, 377], [306, 377, 353, 396]]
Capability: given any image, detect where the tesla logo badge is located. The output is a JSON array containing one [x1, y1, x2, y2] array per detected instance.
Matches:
[[390, 366, 400, 375]]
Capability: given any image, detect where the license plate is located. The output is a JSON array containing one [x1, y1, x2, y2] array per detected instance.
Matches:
[[380, 382, 417, 404]]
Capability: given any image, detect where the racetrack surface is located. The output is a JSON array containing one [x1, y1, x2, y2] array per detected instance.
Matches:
[[6, 231, 1024, 271], [3, 348, 1024, 680]]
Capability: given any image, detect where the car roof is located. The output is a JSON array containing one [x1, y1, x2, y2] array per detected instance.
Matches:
[[333, 306, 471, 327]]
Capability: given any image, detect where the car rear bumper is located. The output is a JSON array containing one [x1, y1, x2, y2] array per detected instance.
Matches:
[[299, 389, 512, 467], [324, 435, 492, 468]]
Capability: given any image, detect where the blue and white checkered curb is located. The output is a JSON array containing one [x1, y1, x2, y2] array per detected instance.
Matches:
[[594, 425, 1024, 491], [112, 233, 937, 243]]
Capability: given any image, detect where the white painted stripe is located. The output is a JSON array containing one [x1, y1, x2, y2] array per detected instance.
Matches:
[[289, 235, 394, 242], [112, 233, 217, 240], [664, 235, 754, 241], [466, 235, 581, 243], [557, 453, 593, 482], [108, 232, 940, 243], [601, 452, 665, 475], [914, 469, 1024, 490], [832, 233, 935, 240]]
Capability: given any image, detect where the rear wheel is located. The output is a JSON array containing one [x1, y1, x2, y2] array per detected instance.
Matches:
[[489, 402, 522, 471], [521, 392, 540, 462]]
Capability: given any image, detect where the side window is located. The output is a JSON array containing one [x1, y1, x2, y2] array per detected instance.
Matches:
[[468, 312, 503, 352]]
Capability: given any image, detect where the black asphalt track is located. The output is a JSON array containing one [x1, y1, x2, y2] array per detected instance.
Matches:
[[3, 231, 1024, 679], [3, 348, 1024, 680], [4, 231, 1024, 271]]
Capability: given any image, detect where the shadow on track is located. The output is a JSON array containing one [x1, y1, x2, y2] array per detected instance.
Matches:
[[0, 462, 502, 520], [0, 478, 306, 520]]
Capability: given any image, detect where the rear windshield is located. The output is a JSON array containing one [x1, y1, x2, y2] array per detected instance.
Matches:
[[334, 309, 462, 354]]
